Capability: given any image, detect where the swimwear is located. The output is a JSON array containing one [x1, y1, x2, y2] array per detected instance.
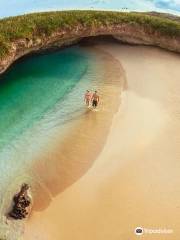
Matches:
[[92, 100, 98, 107]]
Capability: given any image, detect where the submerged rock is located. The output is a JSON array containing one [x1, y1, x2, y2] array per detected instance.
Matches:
[[8, 183, 32, 220]]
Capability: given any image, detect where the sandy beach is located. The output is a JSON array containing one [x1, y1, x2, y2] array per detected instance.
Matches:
[[23, 42, 180, 240]]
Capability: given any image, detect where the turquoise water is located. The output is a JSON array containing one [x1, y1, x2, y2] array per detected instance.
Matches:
[[0, 46, 100, 220], [0, 42, 122, 240], [0, 47, 89, 149]]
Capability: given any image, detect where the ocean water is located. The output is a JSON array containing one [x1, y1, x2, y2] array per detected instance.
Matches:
[[0, 48, 88, 149], [0, 42, 123, 240], [0, 46, 100, 217]]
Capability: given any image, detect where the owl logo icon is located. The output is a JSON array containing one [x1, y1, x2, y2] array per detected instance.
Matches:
[[135, 227, 144, 235]]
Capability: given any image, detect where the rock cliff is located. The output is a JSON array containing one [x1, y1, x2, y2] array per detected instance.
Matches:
[[0, 11, 179, 74]]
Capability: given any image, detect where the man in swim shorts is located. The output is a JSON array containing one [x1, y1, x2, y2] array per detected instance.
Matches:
[[91, 91, 99, 108], [84, 90, 91, 107]]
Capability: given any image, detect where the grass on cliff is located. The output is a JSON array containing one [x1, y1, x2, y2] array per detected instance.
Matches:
[[0, 10, 180, 58]]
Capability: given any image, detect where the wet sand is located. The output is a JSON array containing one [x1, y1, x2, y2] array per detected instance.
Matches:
[[28, 46, 124, 212], [24, 43, 180, 240]]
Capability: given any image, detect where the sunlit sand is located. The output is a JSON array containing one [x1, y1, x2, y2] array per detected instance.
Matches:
[[24, 42, 180, 240]]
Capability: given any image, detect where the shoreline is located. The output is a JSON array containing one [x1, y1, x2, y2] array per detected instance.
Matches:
[[0, 44, 124, 239], [24, 42, 180, 240], [29, 45, 125, 212], [21, 45, 125, 238]]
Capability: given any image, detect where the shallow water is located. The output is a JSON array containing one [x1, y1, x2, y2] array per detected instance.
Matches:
[[0, 47, 91, 148], [0, 46, 98, 218], [0, 44, 123, 239]]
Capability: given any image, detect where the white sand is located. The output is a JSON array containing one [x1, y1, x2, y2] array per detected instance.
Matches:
[[24, 43, 180, 240]]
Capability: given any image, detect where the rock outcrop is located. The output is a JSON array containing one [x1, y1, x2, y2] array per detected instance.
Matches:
[[0, 12, 179, 75], [8, 183, 32, 220]]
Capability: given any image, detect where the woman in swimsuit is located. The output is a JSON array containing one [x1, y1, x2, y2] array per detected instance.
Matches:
[[84, 90, 91, 107]]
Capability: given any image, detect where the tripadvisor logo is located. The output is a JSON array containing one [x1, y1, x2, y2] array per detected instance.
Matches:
[[134, 226, 173, 235], [135, 227, 144, 235]]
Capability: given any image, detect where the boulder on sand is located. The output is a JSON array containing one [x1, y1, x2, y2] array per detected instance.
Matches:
[[9, 183, 32, 220]]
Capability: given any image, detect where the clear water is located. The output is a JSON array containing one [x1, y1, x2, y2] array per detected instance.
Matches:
[[0, 47, 89, 149], [0, 46, 99, 217]]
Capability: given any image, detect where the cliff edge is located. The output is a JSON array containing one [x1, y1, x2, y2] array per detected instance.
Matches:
[[0, 10, 179, 74]]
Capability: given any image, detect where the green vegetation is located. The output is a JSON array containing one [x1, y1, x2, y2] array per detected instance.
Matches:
[[0, 10, 180, 58]]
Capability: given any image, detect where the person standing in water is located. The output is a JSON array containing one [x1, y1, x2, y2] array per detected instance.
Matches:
[[91, 91, 100, 108], [84, 90, 91, 107]]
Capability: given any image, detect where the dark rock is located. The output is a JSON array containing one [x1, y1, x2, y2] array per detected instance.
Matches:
[[9, 183, 32, 220]]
